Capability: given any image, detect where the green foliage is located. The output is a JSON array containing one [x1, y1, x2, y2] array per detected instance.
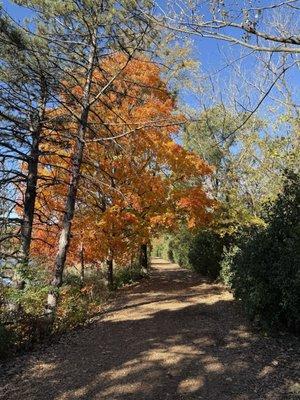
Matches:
[[54, 269, 108, 331], [0, 268, 107, 357], [188, 229, 224, 279], [169, 227, 224, 279], [220, 245, 240, 286], [170, 227, 192, 269], [8, 285, 49, 316], [55, 284, 90, 331], [212, 188, 266, 237], [229, 172, 300, 333], [0, 262, 147, 358], [152, 235, 174, 261], [184, 105, 299, 241], [113, 264, 147, 290]]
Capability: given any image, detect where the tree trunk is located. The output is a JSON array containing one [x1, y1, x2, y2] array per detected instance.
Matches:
[[140, 243, 148, 270], [45, 35, 97, 324], [106, 256, 114, 291], [80, 242, 85, 286], [13, 145, 39, 291], [14, 76, 47, 290]]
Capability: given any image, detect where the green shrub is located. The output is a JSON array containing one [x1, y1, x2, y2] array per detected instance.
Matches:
[[55, 270, 107, 331], [0, 305, 48, 359], [170, 227, 193, 268], [230, 172, 300, 333], [151, 236, 172, 260], [113, 264, 147, 289], [0, 260, 148, 356], [220, 245, 240, 286], [170, 227, 224, 279], [0, 264, 52, 358], [56, 285, 89, 330], [0, 267, 109, 356], [188, 229, 224, 279]]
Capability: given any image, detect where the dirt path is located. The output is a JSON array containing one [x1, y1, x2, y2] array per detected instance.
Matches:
[[0, 259, 299, 400]]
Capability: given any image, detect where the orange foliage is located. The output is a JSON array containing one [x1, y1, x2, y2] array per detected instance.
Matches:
[[31, 54, 214, 266]]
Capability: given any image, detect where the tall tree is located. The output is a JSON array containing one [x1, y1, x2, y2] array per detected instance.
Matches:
[[31, 55, 213, 288], [10, 0, 159, 321], [0, 10, 54, 288], [184, 104, 299, 236]]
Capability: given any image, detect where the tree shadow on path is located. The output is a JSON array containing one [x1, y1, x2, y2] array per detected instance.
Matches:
[[0, 260, 299, 400]]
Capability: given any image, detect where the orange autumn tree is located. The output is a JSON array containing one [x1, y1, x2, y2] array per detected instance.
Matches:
[[31, 54, 213, 283]]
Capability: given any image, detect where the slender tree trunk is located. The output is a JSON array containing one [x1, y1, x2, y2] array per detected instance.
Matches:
[[13, 134, 40, 291], [45, 36, 97, 324], [80, 242, 85, 286], [14, 77, 47, 290], [106, 255, 114, 291], [140, 243, 148, 270], [20, 134, 40, 255], [130, 254, 134, 268]]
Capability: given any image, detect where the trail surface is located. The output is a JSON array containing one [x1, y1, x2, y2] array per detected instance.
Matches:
[[1, 259, 299, 400]]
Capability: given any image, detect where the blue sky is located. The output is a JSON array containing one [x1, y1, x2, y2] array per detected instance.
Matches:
[[1, 0, 299, 128], [1, 0, 32, 20]]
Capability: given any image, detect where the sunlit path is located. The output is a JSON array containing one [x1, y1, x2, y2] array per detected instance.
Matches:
[[0, 259, 299, 400]]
